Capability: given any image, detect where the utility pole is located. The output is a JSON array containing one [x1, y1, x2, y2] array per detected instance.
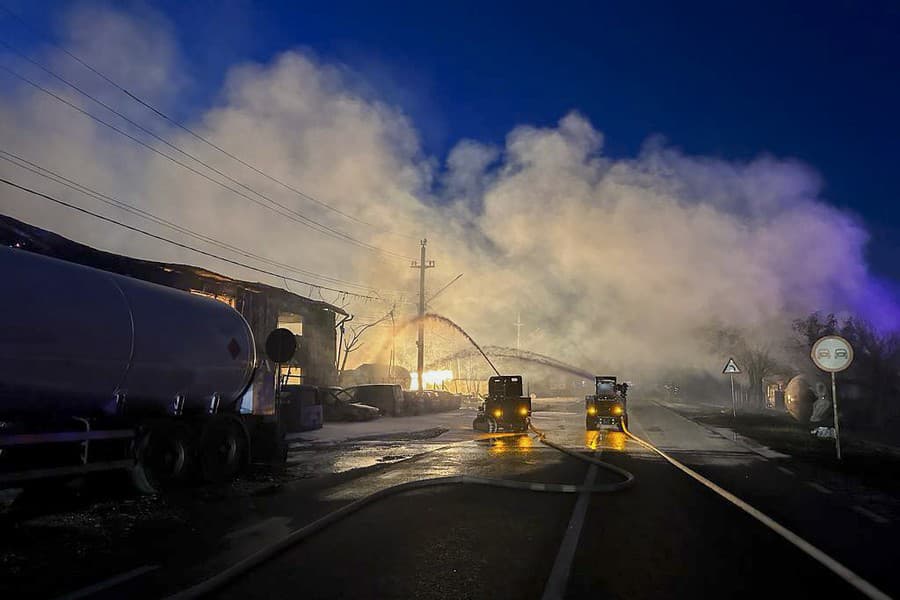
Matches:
[[411, 239, 435, 390], [514, 311, 523, 356]]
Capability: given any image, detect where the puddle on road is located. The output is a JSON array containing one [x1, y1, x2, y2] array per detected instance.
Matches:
[[585, 430, 628, 451], [286, 441, 453, 476]]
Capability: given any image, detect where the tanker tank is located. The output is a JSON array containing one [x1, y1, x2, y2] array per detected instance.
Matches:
[[0, 246, 256, 419], [784, 374, 817, 423]]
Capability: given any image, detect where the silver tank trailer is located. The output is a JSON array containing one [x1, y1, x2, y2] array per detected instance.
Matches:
[[0, 247, 256, 418]]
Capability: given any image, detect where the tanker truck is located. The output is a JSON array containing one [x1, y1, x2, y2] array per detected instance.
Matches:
[[0, 246, 295, 493]]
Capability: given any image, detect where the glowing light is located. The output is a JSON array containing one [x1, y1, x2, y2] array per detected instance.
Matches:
[[606, 431, 628, 451], [585, 430, 628, 451], [587, 406, 597, 416], [493, 408, 503, 418], [409, 370, 454, 391], [611, 404, 624, 416], [518, 406, 529, 416]]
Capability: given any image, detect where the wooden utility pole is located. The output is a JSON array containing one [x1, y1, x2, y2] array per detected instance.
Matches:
[[411, 239, 434, 390]]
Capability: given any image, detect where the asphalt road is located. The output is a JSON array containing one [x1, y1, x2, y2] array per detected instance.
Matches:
[[61, 395, 895, 599]]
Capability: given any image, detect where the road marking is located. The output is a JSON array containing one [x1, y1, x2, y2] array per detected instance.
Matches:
[[777, 466, 795, 476], [540, 464, 598, 600], [55, 565, 159, 600], [624, 428, 892, 600], [807, 482, 833, 495], [853, 505, 890, 525], [706, 426, 790, 459]]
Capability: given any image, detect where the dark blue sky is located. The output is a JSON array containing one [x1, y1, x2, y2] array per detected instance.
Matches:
[[6, 0, 900, 277]]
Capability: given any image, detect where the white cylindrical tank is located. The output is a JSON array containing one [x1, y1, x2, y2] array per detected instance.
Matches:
[[0, 247, 256, 418]]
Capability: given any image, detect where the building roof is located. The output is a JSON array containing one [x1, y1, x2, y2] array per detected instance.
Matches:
[[0, 213, 348, 316]]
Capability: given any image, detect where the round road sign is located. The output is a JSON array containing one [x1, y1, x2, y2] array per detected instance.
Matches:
[[811, 335, 853, 373]]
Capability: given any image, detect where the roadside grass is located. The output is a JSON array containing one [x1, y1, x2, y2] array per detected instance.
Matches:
[[684, 407, 900, 494]]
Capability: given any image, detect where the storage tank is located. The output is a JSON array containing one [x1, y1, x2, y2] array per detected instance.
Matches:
[[0, 247, 256, 418], [784, 375, 817, 423]]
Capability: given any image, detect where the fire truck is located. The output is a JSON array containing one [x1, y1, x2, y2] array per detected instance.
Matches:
[[585, 376, 628, 431], [472, 375, 531, 433]]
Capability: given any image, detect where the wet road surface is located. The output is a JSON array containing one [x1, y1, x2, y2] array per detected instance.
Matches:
[[65, 396, 895, 599]]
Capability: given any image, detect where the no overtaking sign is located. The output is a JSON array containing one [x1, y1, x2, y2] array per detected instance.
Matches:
[[811, 335, 853, 461], [811, 335, 853, 372]]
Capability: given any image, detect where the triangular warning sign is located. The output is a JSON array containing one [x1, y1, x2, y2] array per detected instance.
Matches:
[[722, 357, 741, 374]]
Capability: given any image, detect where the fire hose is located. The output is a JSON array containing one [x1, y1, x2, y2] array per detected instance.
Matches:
[[166, 422, 635, 599], [170, 413, 892, 600]]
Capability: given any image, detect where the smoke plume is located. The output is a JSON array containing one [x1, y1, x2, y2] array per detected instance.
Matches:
[[1, 4, 895, 380]]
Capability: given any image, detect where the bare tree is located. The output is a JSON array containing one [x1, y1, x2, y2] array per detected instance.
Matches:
[[337, 309, 394, 377], [740, 344, 778, 410]]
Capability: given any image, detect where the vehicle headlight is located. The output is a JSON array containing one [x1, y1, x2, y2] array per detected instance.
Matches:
[[587, 406, 597, 416], [519, 406, 528, 416], [611, 404, 624, 416], [493, 409, 503, 418]]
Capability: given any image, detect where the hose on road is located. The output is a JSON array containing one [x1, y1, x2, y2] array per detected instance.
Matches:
[[167, 424, 634, 599], [619, 421, 891, 600]]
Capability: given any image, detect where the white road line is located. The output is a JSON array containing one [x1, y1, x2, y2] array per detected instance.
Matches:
[[777, 466, 795, 476], [55, 564, 159, 600], [807, 482, 833, 495], [624, 429, 892, 600], [540, 464, 598, 600], [853, 505, 890, 525], [706, 426, 790, 459]]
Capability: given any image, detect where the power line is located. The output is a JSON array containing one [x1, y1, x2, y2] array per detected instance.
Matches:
[[0, 149, 390, 293], [0, 3, 420, 241], [0, 175, 385, 301], [0, 60, 414, 262]]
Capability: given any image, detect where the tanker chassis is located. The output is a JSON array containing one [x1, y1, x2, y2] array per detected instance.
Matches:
[[0, 247, 297, 493]]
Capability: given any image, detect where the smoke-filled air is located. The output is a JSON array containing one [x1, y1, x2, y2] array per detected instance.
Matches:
[[1, 4, 896, 380]]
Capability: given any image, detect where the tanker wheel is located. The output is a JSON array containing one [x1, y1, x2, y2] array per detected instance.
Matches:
[[199, 417, 247, 484], [131, 422, 196, 494], [472, 414, 489, 432]]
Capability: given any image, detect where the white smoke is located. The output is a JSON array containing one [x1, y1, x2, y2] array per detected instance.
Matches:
[[0, 4, 892, 379]]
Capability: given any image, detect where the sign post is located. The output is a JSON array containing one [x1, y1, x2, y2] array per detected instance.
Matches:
[[810, 335, 853, 460], [722, 357, 741, 418]]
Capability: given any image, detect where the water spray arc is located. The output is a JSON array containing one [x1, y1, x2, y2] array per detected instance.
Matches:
[[416, 313, 501, 376], [430, 346, 594, 379], [361, 311, 501, 379]]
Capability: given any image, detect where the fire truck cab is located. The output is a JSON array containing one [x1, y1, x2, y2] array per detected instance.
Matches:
[[586, 376, 628, 431], [473, 375, 532, 433]]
